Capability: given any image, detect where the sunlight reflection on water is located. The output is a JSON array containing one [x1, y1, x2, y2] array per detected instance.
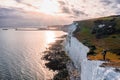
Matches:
[[0, 29, 66, 80]]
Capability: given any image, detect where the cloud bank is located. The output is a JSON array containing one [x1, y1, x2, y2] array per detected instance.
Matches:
[[0, 0, 120, 27]]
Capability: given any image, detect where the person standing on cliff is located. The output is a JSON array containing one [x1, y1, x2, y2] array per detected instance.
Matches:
[[102, 49, 107, 60]]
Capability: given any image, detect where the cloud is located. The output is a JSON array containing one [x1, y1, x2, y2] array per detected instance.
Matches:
[[0, 0, 120, 27], [0, 7, 28, 27], [100, 0, 112, 5], [72, 8, 88, 16], [0, 7, 24, 19], [59, 0, 119, 18], [116, 0, 120, 4], [58, 1, 66, 5], [0, 7, 71, 27], [15, 0, 21, 3], [61, 6, 71, 14], [15, 0, 38, 9]]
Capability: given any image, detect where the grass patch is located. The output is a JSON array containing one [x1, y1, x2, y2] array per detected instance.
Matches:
[[74, 15, 120, 64]]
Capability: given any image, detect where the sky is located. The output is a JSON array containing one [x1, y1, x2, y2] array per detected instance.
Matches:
[[0, 0, 120, 27]]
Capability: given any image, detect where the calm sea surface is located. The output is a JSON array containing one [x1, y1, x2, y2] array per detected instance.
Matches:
[[0, 29, 66, 80]]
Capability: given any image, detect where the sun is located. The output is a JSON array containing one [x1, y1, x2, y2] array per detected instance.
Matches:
[[39, 0, 59, 14]]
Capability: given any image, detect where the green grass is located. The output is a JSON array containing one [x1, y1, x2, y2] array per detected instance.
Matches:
[[74, 15, 120, 63]]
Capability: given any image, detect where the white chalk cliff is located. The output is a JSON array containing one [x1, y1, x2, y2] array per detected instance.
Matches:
[[64, 22, 120, 80]]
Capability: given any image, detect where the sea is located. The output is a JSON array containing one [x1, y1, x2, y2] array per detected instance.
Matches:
[[0, 28, 66, 80]]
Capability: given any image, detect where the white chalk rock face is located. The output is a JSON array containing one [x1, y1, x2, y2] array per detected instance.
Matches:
[[65, 22, 120, 80], [68, 23, 78, 34], [65, 37, 89, 67]]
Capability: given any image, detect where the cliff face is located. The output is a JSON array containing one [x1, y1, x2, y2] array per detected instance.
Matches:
[[65, 22, 120, 80], [65, 23, 89, 67]]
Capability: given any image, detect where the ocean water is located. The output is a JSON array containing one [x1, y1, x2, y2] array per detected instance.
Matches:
[[0, 29, 66, 80]]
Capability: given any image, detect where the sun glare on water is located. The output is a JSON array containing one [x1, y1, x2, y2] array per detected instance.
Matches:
[[39, 0, 59, 14], [45, 31, 55, 45]]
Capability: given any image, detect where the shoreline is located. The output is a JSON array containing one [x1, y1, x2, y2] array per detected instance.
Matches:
[[43, 35, 80, 80], [0, 28, 62, 31]]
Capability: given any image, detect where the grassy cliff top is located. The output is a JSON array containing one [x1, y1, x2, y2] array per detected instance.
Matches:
[[73, 15, 120, 64]]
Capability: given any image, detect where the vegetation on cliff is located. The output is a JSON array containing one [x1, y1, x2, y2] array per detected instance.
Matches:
[[73, 15, 120, 66]]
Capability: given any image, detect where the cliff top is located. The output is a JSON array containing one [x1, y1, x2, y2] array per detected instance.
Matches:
[[73, 15, 120, 66]]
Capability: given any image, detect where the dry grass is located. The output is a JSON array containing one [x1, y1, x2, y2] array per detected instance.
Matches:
[[74, 15, 120, 67], [88, 52, 120, 62]]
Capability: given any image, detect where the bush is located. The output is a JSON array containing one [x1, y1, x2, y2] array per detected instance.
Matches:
[[87, 51, 96, 56], [87, 45, 97, 56], [112, 36, 117, 38]]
